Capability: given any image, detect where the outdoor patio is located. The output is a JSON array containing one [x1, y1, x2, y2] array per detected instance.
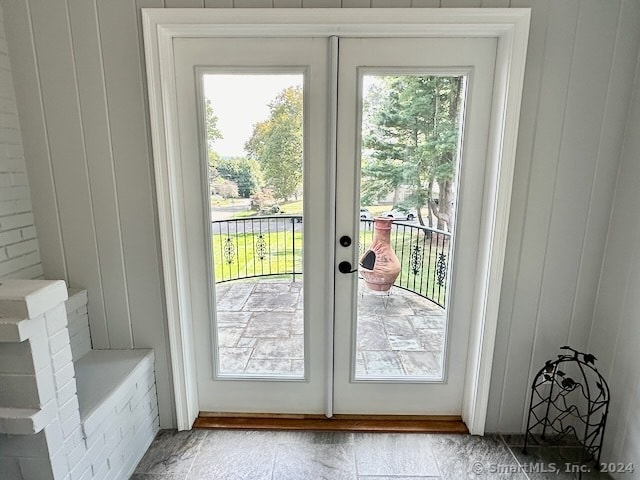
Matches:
[[214, 279, 446, 378]]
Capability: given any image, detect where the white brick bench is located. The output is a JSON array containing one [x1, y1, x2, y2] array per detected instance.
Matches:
[[0, 280, 159, 480], [74, 349, 158, 480]]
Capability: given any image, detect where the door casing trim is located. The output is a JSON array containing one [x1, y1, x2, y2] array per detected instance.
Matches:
[[142, 7, 530, 433]]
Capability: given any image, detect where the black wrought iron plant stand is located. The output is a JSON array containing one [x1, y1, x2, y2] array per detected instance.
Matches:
[[523, 346, 610, 477]]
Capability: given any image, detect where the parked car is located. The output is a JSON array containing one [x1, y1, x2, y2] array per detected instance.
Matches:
[[359, 208, 373, 220], [382, 207, 418, 221]]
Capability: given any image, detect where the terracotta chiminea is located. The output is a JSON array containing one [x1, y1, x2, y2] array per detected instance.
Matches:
[[359, 217, 401, 292]]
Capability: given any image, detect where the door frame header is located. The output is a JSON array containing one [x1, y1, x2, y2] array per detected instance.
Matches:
[[142, 7, 530, 433]]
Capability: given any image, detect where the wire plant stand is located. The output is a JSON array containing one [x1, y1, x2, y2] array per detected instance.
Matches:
[[523, 346, 610, 477]]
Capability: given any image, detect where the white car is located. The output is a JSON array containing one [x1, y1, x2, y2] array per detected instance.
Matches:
[[359, 208, 373, 220], [382, 208, 418, 221]]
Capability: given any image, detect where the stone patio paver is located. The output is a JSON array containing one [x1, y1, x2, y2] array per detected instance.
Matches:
[[245, 358, 295, 375], [244, 313, 293, 337], [387, 334, 423, 351], [214, 279, 446, 378], [355, 319, 390, 350], [252, 337, 304, 359], [215, 282, 253, 310], [361, 350, 405, 376], [397, 351, 442, 376], [244, 292, 298, 312]]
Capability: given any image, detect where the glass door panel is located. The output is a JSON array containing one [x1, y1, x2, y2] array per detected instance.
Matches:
[[204, 73, 305, 379], [355, 74, 466, 381]]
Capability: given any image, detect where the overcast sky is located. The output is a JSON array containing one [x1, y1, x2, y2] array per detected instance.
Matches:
[[203, 74, 303, 158]]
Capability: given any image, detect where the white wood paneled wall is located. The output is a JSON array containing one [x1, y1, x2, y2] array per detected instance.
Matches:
[[1, 0, 639, 433], [488, 0, 640, 433], [590, 65, 640, 474]]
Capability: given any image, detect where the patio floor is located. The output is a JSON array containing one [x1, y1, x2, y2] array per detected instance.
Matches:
[[215, 279, 446, 378]]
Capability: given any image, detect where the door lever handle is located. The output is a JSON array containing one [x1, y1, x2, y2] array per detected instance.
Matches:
[[338, 261, 358, 274]]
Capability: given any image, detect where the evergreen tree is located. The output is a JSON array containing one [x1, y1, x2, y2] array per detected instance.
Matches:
[[362, 76, 463, 231]]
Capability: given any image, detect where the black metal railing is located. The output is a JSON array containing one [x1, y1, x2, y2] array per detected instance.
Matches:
[[212, 215, 303, 283], [211, 216, 451, 308]]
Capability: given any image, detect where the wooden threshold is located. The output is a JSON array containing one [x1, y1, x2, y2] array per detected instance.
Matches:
[[194, 413, 468, 433]]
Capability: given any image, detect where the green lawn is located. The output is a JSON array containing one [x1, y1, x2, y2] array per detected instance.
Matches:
[[232, 210, 258, 219], [213, 230, 302, 282], [210, 197, 240, 208], [279, 199, 303, 214]]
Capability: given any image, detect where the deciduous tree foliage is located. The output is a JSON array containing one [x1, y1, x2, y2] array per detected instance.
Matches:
[[204, 98, 222, 150], [216, 157, 263, 198], [245, 87, 303, 202], [362, 76, 463, 231], [205, 98, 227, 191], [205, 99, 263, 198]]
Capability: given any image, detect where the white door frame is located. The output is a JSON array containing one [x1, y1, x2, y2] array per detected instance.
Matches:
[[142, 8, 530, 433]]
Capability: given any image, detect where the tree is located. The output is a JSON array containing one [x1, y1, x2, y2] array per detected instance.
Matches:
[[360, 81, 407, 207], [204, 98, 226, 196], [250, 188, 276, 211], [216, 157, 263, 198], [245, 87, 303, 202], [361, 76, 463, 231], [211, 178, 239, 199], [204, 99, 222, 150]]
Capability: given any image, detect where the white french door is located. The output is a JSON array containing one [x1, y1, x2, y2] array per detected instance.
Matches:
[[334, 37, 496, 414], [173, 37, 332, 413], [173, 34, 496, 416]]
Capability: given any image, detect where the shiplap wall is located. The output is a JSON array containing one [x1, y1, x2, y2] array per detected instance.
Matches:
[[0, 2, 41, 280], [590, 62, 640, 477], [488, 0, 640, 434], [2, 0, 640, 434]]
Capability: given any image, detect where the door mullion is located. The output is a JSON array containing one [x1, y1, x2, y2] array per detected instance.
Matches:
[[326, 35, 339, 419]]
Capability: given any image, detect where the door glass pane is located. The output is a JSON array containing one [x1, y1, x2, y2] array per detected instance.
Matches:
[[204, 73, 305, 378], [356, 74, 466, 380]]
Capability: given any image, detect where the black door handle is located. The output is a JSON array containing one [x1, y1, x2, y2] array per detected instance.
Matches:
[[338, 261, 358, 274]]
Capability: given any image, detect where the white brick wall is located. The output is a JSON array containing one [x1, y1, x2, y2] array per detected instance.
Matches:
[[65, 290, 91, 362], [0, 281, 158, 479], [0, 3, 42, 280], [74, 350, 159, 480], [0, 281, 71, 479]]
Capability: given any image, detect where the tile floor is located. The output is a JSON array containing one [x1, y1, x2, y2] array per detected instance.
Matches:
[[131, 429, 614, 479], [215, 280, 446, 379]]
